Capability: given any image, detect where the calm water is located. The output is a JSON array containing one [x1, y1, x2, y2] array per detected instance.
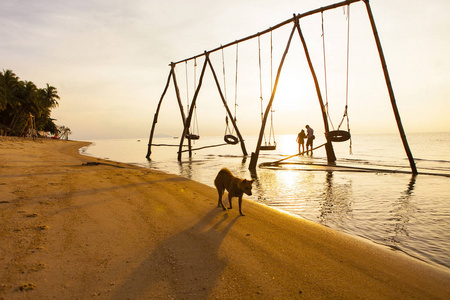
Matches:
[[81, 132, 450, 270]]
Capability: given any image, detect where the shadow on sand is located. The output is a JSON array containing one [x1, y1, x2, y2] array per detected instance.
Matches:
[[111, 209, 240, 299]]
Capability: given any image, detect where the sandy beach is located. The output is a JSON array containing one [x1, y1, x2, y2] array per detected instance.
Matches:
[[0, 137, 449, 299]]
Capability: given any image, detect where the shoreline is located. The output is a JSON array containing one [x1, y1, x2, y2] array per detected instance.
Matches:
[[0, 137, 449, 299]]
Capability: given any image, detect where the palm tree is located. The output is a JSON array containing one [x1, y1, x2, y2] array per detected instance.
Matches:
[[0, 69, 62, 136], [0, 69, 19, 112], [42, 84, 60, 109]]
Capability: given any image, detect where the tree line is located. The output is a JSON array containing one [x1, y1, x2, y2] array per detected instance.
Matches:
[[0, 69, 60, 136]]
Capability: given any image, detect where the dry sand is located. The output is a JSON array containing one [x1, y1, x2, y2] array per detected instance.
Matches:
[[0, 137, 449, 299]]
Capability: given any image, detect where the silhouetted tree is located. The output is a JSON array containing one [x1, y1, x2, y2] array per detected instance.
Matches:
[[0, 69, 61, 136]]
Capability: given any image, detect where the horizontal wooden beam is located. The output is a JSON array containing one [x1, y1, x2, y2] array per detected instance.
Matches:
[[297, 0, 361, 19], [172, 0, 362, 66]]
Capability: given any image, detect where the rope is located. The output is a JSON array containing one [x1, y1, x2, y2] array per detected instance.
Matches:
[[270, 30, 273, 94], [346, 5, 352, 154], [258, 35, 264, 121], [261, 143, 327, 166], [194, 58, 197, 88], [269, 109, 276, 145], [322, 12, 335, 131], [337, 5, 352, 154], [185, 61, 189, 111], [191, 58, 199, 138], [269, 30, 276, 145], [321, 6, 353, 154], [258, 33, 276, 146], [222, 46, 232, 136], [234, 43, 239, 120], [178, 143, 229, 153], [224, 115, 232, 136], [151, 144, 189, 147], [338, 5, 350, 131], [221, 46, 227, 102], [257, 35, 267, 146]]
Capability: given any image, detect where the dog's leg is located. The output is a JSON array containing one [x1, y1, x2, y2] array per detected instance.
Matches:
[[217, 188, 222, 207], [217, 188, 226, 210], [228, 193, 233, 209], [238, 196, 245, 216]]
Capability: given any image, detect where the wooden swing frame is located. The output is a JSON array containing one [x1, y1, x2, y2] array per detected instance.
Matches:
[[146, 0, 418, 175]]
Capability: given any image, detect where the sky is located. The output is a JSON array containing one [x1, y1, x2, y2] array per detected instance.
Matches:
[[1, 0, 449, 141]]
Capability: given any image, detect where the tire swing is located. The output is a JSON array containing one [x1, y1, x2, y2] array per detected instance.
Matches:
[[321, 8, 352, 150], [223, 45, 239, 146], [224, 132, 239, 145], [258, 33, 276, 151], [326, 130, 351, 142]]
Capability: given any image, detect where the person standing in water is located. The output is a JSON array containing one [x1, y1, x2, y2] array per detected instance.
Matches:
[[305, 125, 314, 155], [296, 129, 306, 155]]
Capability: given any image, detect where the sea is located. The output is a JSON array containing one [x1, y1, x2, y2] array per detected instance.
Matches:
[[80, 132, 450, 271]]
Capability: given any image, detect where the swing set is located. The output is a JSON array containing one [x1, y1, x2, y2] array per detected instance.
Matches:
[[258, 33, 277, 151], [146, 0, 417, 175]]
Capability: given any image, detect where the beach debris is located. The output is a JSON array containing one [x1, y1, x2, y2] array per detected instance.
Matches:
[[30, 263, 46, 272], [35, 225, 49, 231], [19, 283, 36, 291], [83, 162, 100, 166], [25, 213, 38, 218], [82, 162, 124, 168]]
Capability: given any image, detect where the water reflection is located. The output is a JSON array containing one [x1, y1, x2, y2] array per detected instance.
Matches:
[[318, 172, 353, 226], [178, 160, 193, 179], [385, 175, 417, 246]]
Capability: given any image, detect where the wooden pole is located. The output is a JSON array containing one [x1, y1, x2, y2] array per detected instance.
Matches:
[[295, 16, 336, 163], [363, 0, 417, 174], [249, 24, 296, 170], [146, 68, 173, 159], [206, 55, 248, 156], [177, 54, 209, 161], [171, 63, 192, 157]]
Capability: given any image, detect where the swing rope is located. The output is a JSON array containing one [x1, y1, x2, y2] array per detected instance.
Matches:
[[234, 43, 239, 121], [346, 5, 352, 154], [222, 46, 231, 136], [321, 7, 352, 153], [221, 46, 228, 103], [258, 36, 264, 121], [321, 11, 335, 130], [337, 5, 350, 132], [258, 34, 276, 147], [222, 46, 235, 137], [222, 44, 240, 146], [269, 30, 276, 146], [185, 61, 189, 112], [190, 59, 200, 139], [337, 5, 352, 154], [257, 35, 267, 146]]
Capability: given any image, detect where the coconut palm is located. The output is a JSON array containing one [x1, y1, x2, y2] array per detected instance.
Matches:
[[42, 84, 60, 109], [0, 69, 62, 136]]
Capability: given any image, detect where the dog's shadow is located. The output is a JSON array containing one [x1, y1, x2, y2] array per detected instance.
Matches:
[[111, 209, 240, 299]]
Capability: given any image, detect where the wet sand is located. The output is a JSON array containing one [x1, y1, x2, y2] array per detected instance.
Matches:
[[0, 137, 449, 299]]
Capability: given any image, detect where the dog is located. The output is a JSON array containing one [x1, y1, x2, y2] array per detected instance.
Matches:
[[214, 168, 254, 216]]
